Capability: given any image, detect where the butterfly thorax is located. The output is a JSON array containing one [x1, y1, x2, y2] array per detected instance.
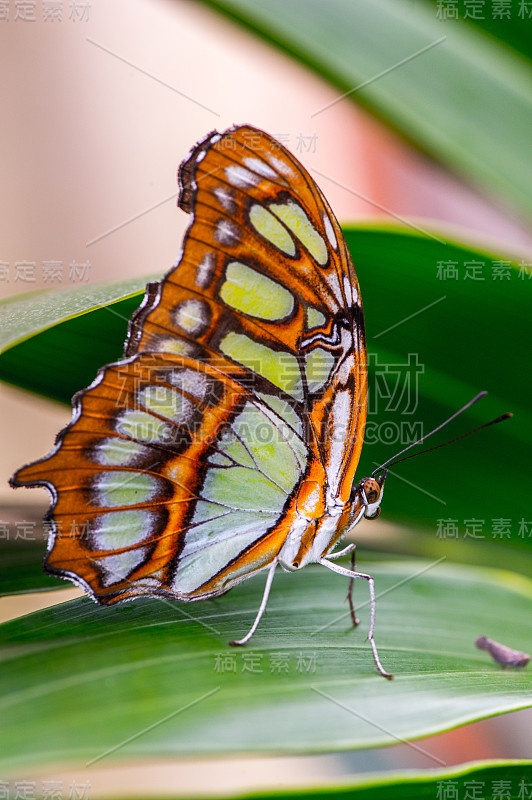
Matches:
[[278, 469, 386, 570], [276, 465, 363, 570], [278, 508, 345, 570]]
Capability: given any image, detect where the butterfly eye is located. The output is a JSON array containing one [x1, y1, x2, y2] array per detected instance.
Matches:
[[363, 479, 381, 505]]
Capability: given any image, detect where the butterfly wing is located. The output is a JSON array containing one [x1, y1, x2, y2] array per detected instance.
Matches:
[[12, 125, 367, 603]]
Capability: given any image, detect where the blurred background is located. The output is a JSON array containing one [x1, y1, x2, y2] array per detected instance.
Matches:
[[1, 0, 531, 795]]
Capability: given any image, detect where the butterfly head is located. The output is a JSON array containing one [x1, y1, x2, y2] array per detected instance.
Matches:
[[351, 471, 387, 521]]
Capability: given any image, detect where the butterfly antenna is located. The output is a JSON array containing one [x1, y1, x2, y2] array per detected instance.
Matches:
[[371, 391, 512, 477], [374, 412, 512, 474]]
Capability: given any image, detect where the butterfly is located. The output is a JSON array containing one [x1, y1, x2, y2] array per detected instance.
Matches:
[[12, 125, 393, 677]]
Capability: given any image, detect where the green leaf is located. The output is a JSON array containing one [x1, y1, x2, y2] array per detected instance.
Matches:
[[1, 561, 531, 771], [0, 278, 148, 354], [0, 539, 63, 595], [201, 0, 532, 217], [0, 279, 146, 403], [420, 0, 532, 66], [345, 226, 532, 540]]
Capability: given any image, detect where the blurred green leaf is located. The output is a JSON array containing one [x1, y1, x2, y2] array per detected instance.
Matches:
[[0, 278, 148, 354], [345, 226, 531, 540], [0, 280, 146, 404], [420, 0, 532, 65], [1, 561, 531, 771], [0, 538, 63, 595], [201, 0, 532, 217]]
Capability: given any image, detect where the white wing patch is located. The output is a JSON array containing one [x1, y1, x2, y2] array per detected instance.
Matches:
[[215, 219, 240, 246], [138, 385, 194, 422], [115, 410, 172, 444], [325, 389, 352, 496], [91, 509, 155, 550], [93, 438, 149, 467], [165, 368, 209, 401], [266, 154, 295, 178], [172, 298, 210, 336], [225, 165, 260, 188], [323, 213, 337, 250], [97, 548, 148, 587], [213, 186, 235, 212], [195, 252, 216, 289], [93, 471, 162, 508], [152, 337, 195, 357], [304, 348, 335, 393], [243, 157, 278, 179]]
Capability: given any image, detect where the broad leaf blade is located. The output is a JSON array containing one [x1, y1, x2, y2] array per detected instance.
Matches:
[[345, 226, 532, 536], [1, 561, 531, 770], [420, 0, 532, 66], [0, 281, 146, 403], [0, 278, 148, 354], [0, 538, 63, 595]]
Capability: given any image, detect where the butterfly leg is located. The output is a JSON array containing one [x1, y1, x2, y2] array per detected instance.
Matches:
[[319, 558, 393, 680], [347, 549, 360, 628], [324, 543, 360, 627], [229, 559, 278, 647]]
